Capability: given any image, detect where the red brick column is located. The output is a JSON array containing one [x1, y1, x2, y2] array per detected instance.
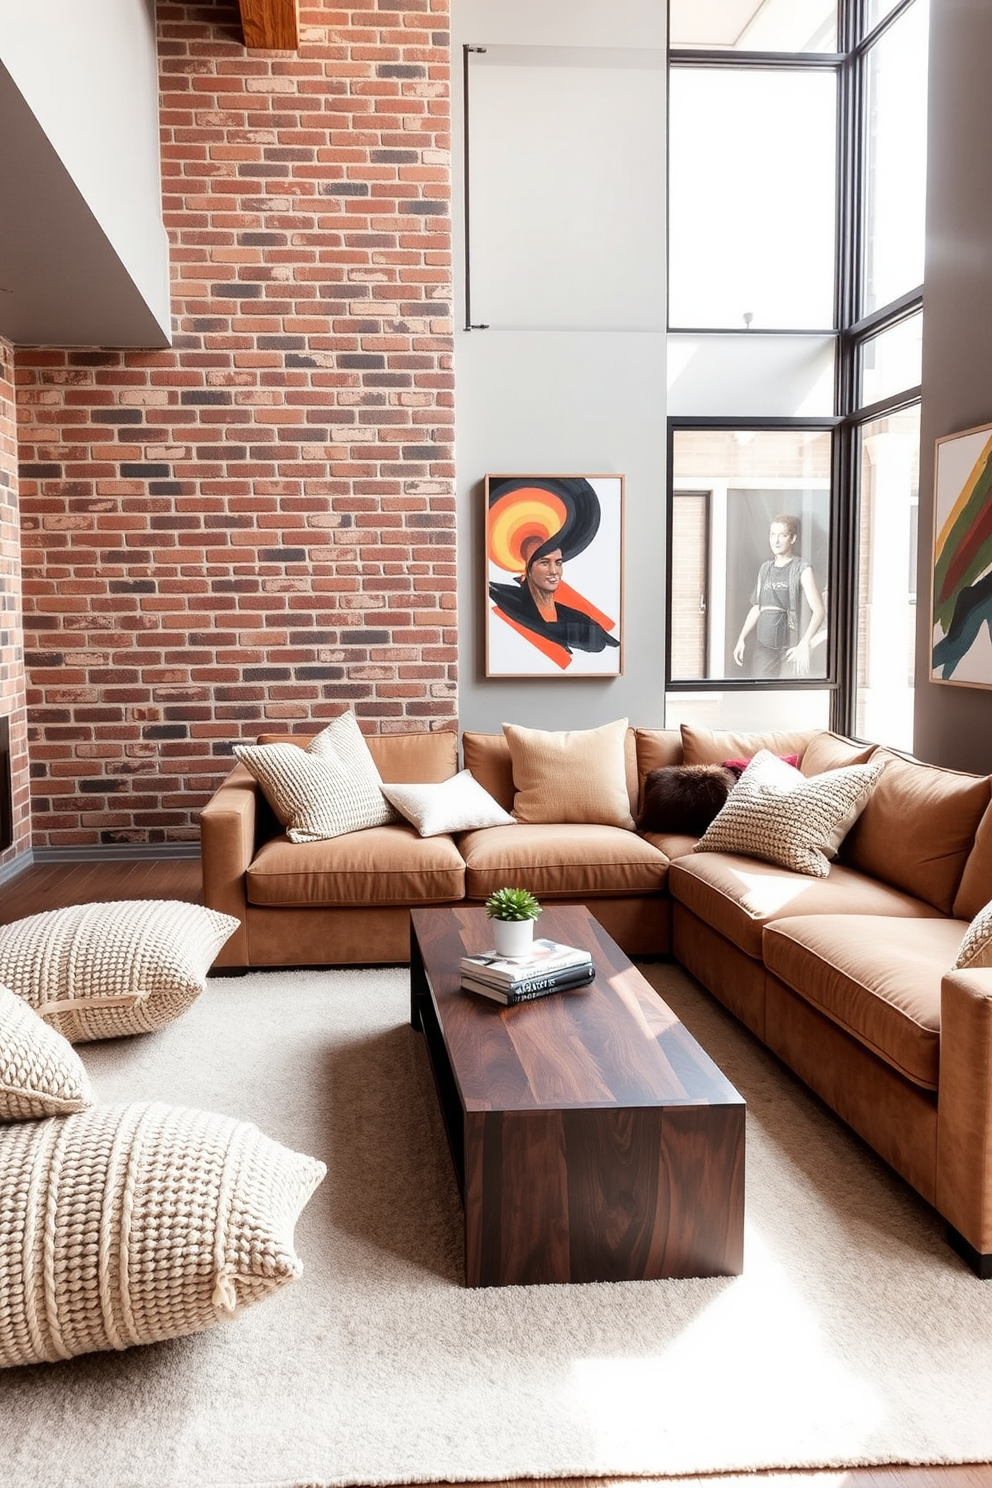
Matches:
[[15, 0, 455, 850]]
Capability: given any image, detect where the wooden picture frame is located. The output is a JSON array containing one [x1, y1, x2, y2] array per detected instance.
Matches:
[[931, 421, 992, 690], [484, 474, 624, 678]]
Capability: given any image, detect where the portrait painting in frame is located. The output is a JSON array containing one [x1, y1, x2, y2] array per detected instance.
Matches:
[[931, 421, 992, 690], [485, 473, 624, 678]]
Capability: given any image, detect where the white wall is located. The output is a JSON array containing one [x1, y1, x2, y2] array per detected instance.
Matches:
[[0, 0, 170, 345], [453, 0, 668, 734]]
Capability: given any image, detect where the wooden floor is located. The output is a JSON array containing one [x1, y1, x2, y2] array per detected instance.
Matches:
[[3, 857, 990, 1488], [0, 855, 203, 925]]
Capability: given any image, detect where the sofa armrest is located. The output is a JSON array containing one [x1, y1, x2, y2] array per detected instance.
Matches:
[[936, 966, 992, 1262], [199, 764, 259, 967]]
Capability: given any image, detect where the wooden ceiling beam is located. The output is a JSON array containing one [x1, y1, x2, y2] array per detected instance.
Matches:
[[237, 0, 300, 50]]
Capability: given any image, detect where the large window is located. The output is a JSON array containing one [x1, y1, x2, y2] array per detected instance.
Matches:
[[667, 0, 928, 750]]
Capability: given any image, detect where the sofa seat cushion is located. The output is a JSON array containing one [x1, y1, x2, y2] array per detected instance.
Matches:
[[763, 915, 967, 1090], [246, 825, 466, 908], [640, 830, 698, 862], [460, 823, 669, 902], [669, 854, 945, 960]]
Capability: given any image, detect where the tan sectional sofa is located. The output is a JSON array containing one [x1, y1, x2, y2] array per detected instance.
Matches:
[[200, 719, 992, 1274]]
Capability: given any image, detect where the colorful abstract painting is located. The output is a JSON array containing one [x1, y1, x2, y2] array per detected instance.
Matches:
[[931, 422, 992, 690], [485, 474, 623, 678]]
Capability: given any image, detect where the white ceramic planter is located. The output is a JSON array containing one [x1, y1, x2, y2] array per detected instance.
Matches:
[[491, 918, 534, 959]]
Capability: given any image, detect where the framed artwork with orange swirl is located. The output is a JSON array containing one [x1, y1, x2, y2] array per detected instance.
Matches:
[[485, 473, 624, 678]]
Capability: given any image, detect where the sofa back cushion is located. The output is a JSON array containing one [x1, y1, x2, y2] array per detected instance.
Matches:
[[367, 730, 458, 784], [840, 748, 991, 913], [953, 797, 992, 921], [800, 731, 878, 776], [258, 728, 458, 785], [634, 728, 683, 776], [680, 723, 819, 768], [461, 732, 515, 811]]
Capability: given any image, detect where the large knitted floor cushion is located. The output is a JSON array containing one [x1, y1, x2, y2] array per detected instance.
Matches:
[[0, 1101, 325, 1368], [0, 900, 240, 1043], [0, 982, 93, 1122]]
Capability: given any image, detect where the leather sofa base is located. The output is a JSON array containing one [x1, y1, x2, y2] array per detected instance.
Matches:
[[673, 903, 939, 1210], [227, 894, 671, 969], [241, 903, 443, 967]]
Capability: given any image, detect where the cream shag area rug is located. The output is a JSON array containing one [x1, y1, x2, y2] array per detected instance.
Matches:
[[3, 961, 992, 1488]]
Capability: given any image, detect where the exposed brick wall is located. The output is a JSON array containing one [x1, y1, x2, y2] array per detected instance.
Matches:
[[0, 335, 30, 871], [14, 0, 455, 849]]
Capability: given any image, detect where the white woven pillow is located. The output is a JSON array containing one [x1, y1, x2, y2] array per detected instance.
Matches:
[[0, 900, 240, 1044], [381, 769, 516, 837], [0, 1100, 325, 1368], [695, 749, 885, 879], [953, 900, 992, 970], [234, 710, 399, 843], [0, 982, 93, 1122]]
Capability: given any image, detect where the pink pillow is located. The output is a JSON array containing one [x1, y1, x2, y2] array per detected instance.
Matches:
[[722, 753, 799, 778]]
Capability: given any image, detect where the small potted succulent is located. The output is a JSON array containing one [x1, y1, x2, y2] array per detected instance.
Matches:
[[485, 886, 542, 958]]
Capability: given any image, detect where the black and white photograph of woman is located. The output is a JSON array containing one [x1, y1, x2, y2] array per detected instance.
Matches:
[[733, 513, 826, 678]]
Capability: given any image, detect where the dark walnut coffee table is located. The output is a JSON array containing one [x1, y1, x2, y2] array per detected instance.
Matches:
[[410, 903, 744, 1288]]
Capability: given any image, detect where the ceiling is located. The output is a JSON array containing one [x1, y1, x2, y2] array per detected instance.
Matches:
[[669, 0, 835, 51]]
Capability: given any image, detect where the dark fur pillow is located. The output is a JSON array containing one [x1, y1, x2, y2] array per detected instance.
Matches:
[[637, 764, 736, 837]]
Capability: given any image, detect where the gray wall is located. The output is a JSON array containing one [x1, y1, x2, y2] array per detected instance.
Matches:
[[914, 0, 992, 773], [453, 0, 668, 734]]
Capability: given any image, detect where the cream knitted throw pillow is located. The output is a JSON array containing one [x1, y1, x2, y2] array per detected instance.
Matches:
[[0, 982, 93, 1122], [953, 900, 992, 970], [695, 749, 885, 878], [235, 710, 399, 843], [0, 900, 240, 1044], [0, 1101, 325, 1368]]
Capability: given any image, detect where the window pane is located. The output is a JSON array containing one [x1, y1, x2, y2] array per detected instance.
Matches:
[[669, 69, 836, 329], [670, 427, 832, 683], [855, 406, 920, 751], [863, 1, 929, 314], [866, 0, 907, 32], [670, 0, 836, 53], [858, 310, 922, 407]]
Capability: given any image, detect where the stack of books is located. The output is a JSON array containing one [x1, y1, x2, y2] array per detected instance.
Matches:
[[460, 938, 595, 1005]]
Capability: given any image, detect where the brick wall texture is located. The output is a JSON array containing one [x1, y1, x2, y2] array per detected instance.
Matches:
[[13, 0, 455, 850], [0, 334, 30, 867]]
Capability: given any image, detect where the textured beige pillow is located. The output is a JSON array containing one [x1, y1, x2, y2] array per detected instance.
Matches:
[[0, 900, 240, 1044], [953, 901, 992, 970], [695, 749, 885, 878], [503, 719, 635, 829], [235, 710, 398, 843], [0, 982, 93, 1122], [0, 1100, 325, 1368], [381, 769, 515, 837]]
